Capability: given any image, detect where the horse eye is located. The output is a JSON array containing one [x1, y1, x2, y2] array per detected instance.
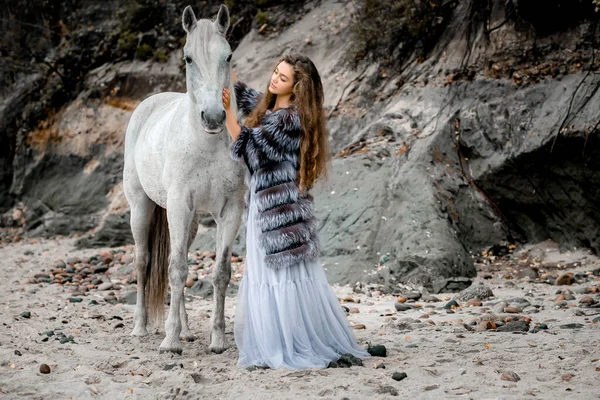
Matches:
[[226, 54, 232, 63], [184, 55, 192, 64]]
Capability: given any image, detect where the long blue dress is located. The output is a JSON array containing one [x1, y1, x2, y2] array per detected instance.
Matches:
[[233, 179, 371, 370]]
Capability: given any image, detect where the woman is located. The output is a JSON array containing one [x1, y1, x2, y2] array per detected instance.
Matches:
[[222, 54, 370, 370]]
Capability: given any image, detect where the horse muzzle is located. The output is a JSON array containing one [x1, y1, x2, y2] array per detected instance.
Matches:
[[201, 110, 226, 134]]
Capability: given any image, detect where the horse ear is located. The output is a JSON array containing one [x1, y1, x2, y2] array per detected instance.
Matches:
[[215, 4, 230, 35], [182, 6, 197, 34]]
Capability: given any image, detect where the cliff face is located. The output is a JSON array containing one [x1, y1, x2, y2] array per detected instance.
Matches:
[[1, 0, 599, 293]]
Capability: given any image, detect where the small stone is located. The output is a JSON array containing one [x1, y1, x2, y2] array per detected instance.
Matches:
[[580, 296, 597, 306], [466, 300, 482, 307], [500, 371, 520, 382], [348, 307, 360, 314], [456, 284, 494, 302], [53, 260, 66, 269], [352, 324, 366, 330], [104, 295, 117, 303], [185, 278, 195, 288], [374, 362, 386, 369], [395, 303, 413, 312], [443, 300, 460, 309], [518, 267, 539, 280], [114, 323, 125, 329], [496, 320, 529, 332], [92, 266, 108, 274], [14, 350, 22, 356], [337, 353, 363, 367], [367, 345, 387, 357], [559, 323, 584, 329], [39, 364, 51, 374], [163, 363, 183, 371], [531, 323, 548, 333], [97, 282, 113, 291], [556, 273, 574, 286], [67, 297, 83, 303], [422, 294, 440, 302], [20, 311, 31, 319], [504, 306, 520, 314], [392, 372, 407, 381], [592, 317, 600, 323], [402, 291, 421, 301], [377, 386, 398, 396]]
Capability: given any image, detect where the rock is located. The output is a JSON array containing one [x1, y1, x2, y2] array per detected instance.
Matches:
[[14, 350, 22, 356], [337, 353, 363, 367], [466, 300, 482, 307], [523, 306, 539, 314], [556, 273, 574, 286], [114, 323, 125, 329], [432, 277, 473, 294], [118, 291, 137, 305], [504, 306, 521, 314], [559, 323, 584, 329], [517, 267, 539, 279], [163, 363, 183, 371], [593, 317, 600, 323], [496, 320, 529, 332], [53, 260, 66, 269], [20, 311, 31, 318], [185, 278, 195, 288], [367, 345, 387, 357], [374, 362, 386, 369], [39, 364, 51, 374], [580, 296, 597, 306], [493, 302, 508, 313], [422, 294, 440, 302], [402, 291, 421, 300], [443, 300, 460, 309], [395, 303, 413, 312], [104, 295, 117, 303], [91, 265, 108, 274], [500, 371, 520, 382], [531, 323, 548, 333], [24, 250, 34, 256], [456, 284, 494, 302], [392, 372, 408, 381], [67, 297, 83, 303], [377, 386, 398, 396]]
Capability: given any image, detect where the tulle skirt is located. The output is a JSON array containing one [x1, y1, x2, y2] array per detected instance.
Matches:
[[233, 189, 371, 370]]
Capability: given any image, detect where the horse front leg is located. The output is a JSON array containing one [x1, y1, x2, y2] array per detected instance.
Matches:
[[179, 213, 200, 343], [159, 196, 193, 355], [210, 204, 243, 353]]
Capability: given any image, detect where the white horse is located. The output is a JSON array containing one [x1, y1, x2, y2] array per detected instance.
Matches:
[[123, 4, 246, 354]]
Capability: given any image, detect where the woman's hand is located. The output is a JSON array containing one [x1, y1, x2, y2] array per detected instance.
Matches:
[[222, 88, 231, 111]]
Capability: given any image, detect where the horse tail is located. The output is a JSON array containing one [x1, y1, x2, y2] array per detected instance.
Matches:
[[145, 205, 170, 323]]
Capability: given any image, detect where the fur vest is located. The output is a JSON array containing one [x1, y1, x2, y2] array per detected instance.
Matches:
[[229, 81, 320, 270]]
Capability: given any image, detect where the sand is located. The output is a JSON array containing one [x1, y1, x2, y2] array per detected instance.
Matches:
[[0, 238, 599, 399]]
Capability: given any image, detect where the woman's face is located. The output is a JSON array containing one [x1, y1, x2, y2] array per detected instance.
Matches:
[[268, 61, 294, 96]]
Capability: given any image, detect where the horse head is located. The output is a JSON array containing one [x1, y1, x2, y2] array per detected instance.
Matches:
[[182, 4, 232, 134]]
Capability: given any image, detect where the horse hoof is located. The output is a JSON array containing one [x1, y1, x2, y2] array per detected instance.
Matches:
[[159, 338, 183, 355], [209, 337, 230, 354], [159, 346, 183, 355], [131, 328, 149, 337], [180, 332, 196, 342]]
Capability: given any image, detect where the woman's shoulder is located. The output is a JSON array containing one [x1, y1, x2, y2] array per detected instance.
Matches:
[[262, 105, 301, 134]]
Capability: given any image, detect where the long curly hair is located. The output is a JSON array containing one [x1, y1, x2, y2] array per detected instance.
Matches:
[[244, 54, 330, 194]]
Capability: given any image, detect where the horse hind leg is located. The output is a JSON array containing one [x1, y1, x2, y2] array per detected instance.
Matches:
[[179, 213, 200, 343], [129, 193, 156, 337], [210, 204, 243, 354]]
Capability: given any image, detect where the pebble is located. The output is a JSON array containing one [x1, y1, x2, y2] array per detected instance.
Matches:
[[67, 297, 83, 303], [97, 282, 113, 291], [39, 364, 51, 374], [500, 371, 520, 382], [494, 302, 508, 314], [374, 362, 386, 369], [593, 317, 600, 323], [456, 284, 494, 302], [559, 323, 584, 329], [422, 294, 440, 302], [114, 323, 125, 329], [496, 319, 529, 332], [20, 311, 31, 319], [556, 273, 574, 286], [518, 267, 539, 279], [504, 306, 521, 314], [367, 345, 387, 357], [531, 323, 548, 333], [443, 300, 460, 309], [377, 386, 398, 396], [336, 353, 363, 367], [185, 278, 195, 288], [402, 291, 421, 301], [392, 372, 408, 381], [395, 303, 413, 312], [466, 300, 482, 307], [580, 296, 597, 306]]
